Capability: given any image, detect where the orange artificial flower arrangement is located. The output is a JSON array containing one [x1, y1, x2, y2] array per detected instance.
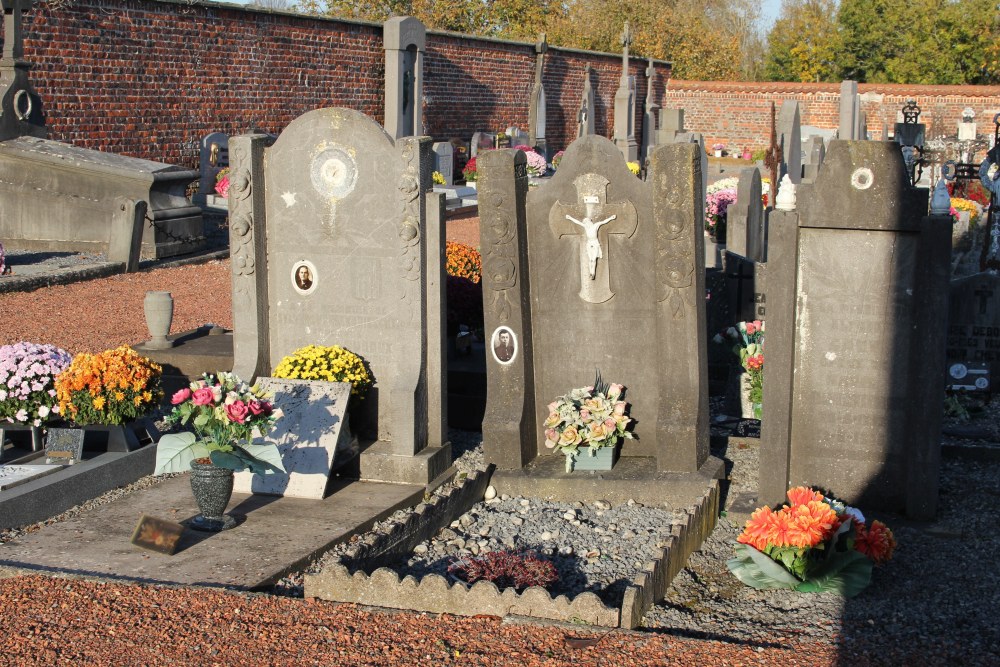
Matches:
[[445, 241, 481, 283], [728, 486, 895, 597], [55, 346, 162, 425]]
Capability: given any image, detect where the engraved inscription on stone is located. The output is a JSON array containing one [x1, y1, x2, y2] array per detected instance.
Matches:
[[310, 147, 358, 199]]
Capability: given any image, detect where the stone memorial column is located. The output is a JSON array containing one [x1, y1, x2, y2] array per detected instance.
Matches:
[[528, 34, 547, 155], [613, 22, 638, 162], [383, 16, 425, 140], [0, 0, 47, 140]]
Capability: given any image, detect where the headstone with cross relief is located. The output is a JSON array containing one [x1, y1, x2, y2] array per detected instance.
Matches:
[[477, 134, 715, 490], [1, 0, 46, 140]]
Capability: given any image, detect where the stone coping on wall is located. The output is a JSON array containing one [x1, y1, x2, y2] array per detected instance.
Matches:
[[667, 79, 1000, 98], [138, 0, 670, 67], [305, 472, 720, 629]]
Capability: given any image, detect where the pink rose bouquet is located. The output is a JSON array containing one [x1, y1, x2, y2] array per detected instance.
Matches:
[[543, 375, 634, 472], [154, 371, 284, 475]]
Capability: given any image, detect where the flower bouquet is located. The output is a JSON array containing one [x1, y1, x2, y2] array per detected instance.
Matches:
[[715, 320, 764, 418], [214, 167, 231, 197], [432, 170, 446, 186], [273, 345, 373, 399], [0, 342, 73, 427], [462, 156, 478, 182], [154, 372, 284, 475], [626, 161, 641, 177], [543, 375, 634, 472], [445, 241, 482, 283], [727, 486, 895, 597], [513, 145, 548, 177], [55, 346, 162, 426], [551, 150, 565, 171]]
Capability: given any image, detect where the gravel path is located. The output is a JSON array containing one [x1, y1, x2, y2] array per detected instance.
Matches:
[[2, 251, 999, 665]]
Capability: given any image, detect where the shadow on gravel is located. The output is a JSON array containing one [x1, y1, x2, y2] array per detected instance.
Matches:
[[642, 624, 793, 649]]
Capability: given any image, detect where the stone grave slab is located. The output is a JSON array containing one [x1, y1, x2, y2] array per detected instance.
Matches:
[[0, 474, 424, 589], [0, 464, 63, 491], [432, 141, 454, 185], [233, 378, 355, 499]]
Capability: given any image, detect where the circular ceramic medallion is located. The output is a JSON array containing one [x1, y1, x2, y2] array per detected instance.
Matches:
[[310, 148, 358, 198], [291, 259, 318, 295], [850, 167, 874, 190], [949, 363, 968, 380], [490, 326, 518, 365]]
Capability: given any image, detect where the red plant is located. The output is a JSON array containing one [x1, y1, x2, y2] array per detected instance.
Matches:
[[447, 550, 558, 590]]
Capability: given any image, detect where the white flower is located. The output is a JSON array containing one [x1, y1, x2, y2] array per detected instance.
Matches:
[[38, 405, 50, 418], [843, 506, 865, 524]]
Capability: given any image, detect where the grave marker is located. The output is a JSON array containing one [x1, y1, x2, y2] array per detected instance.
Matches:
[[613, 23, 638, 161], [528, 34, 547, 154], [199, 132, 229, 195], [947, 272, 1000, 382], [778, 100, 802, 184], [0, 0, 46, 140], [228, 107, 451, 485], [383, 16, 425, 140], [45, 428, 84, 465], [432, 141, 454, 185], [760, 140, 949, 520], [577, 65, 595, 138]]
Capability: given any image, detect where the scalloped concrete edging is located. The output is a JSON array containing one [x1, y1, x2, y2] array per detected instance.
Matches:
[[305, 476, 720, 629]]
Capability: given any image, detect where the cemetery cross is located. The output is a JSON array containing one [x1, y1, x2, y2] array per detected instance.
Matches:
[[620, 21, 632, 84], [3, 0, 30, 61], [763, 102, 782, 194]]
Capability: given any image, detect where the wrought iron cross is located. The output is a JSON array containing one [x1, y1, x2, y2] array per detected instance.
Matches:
[[763, 102, 782, 192], [901, 99, 921, 124], [3, 0, 33, 61]]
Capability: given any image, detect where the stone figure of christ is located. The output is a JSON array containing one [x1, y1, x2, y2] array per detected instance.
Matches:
[[565, 212, 617, 279]]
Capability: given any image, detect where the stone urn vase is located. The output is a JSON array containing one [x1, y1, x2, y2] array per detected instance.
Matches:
[[143, 291, 175, 349], [189, 460, 236, 531]]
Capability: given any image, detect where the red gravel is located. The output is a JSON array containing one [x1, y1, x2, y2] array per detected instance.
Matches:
[[0, 575, 845, 666], [0, 261, 233, 354], [446, 213, 481, 249]]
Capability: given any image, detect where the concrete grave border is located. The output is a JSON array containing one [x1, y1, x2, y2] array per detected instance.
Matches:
[[306, 475, 720, 629]]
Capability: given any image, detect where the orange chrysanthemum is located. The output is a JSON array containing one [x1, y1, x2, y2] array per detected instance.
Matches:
[[785, 500, 841, 548], [786, 486, 825, 507], [737, 506, 792, 551], [855, 520, 896, 564]]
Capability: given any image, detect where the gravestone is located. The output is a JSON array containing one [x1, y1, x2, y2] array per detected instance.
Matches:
[[576, 65, 596, 138], [199, 132, 229, 195], [44, 428, 84, 465], [506, 126, 529, 148], [383, 16, 425, 140], [760, 140, 949, 520], [470, 131, 495, 158], [233, 378, 355, 499], [613, 23, 638, 161], [946, 273, 1000, 383], [432, 141, 454, 185], [0, 464, 63, 491], [477, 136, 720, 502], [778, 101, 802, 184], [724, 168, 765, 324], [528, 34, 547, 155], [657, 109, 684, 145], [228, 107, 450, 486], [838, 80, 862, 140], [802, 136, 826, 182], [0, 0, 46, 141]]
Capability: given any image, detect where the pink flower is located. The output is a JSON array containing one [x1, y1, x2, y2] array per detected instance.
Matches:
[[171, 387, 192, 405], [215, 175, 230, 197], [247, 399, 272, 416], [613, 401, 626, 416], [191, 387, 216, 406], [225, 400, 250, 424], [580, 408, 591, 420]]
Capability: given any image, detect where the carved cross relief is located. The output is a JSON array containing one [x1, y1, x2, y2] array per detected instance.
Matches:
[[2, 0, 32, 61], [549, 173, 638, 304]]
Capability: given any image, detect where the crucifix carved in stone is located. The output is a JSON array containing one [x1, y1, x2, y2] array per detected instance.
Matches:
[[549, 173, 638, 303]]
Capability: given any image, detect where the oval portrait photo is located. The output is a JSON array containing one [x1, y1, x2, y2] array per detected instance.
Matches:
[[291, 260, 317, 295], [490, 326, 518, 365]]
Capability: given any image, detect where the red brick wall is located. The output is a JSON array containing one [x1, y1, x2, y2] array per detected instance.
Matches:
[[664, 81, 1000, 152], [5, 0, 668, 167]]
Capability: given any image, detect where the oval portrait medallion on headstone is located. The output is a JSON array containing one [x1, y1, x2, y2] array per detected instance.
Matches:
[[292, 260, 318, 295], [490, 326, 518, 365], [310, 147, 358, 199]]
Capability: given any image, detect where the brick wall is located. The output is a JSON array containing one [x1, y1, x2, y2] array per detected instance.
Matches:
[[5, 0, 668, 167], [664, 81, 1000, 152]]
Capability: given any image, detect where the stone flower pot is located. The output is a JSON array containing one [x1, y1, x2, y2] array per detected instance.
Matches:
[[189, 460, 236, 531]]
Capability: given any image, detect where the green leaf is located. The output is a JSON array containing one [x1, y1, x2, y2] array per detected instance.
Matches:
[[236, 444, 286, 474], [796, 550, 873, 597], [726, 543, 801, 590], [193, 412, 210, 429], [209, 450, 249, 472], [154, 432, 209, 475]]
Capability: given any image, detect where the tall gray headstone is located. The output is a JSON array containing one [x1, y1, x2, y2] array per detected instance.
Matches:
[[657, 108, 684, 145], [778, 100, 802, 184], [724, 168, 765, 324], [528, 34, 547, 154], [0, 0, 46, 141], [383, 16, 425, 141], [947, 273, 1000, 383], [432, 141, 454, 185], [228, 107, 451, 486], [478, 136, 709, 474], [576, 65, 596, 138], [760, 140, 949, 520], [838, 80, 861, 140], [802, 136, 826, 182], [199, 132, 229, 195], [613, 23, 638, 162]]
